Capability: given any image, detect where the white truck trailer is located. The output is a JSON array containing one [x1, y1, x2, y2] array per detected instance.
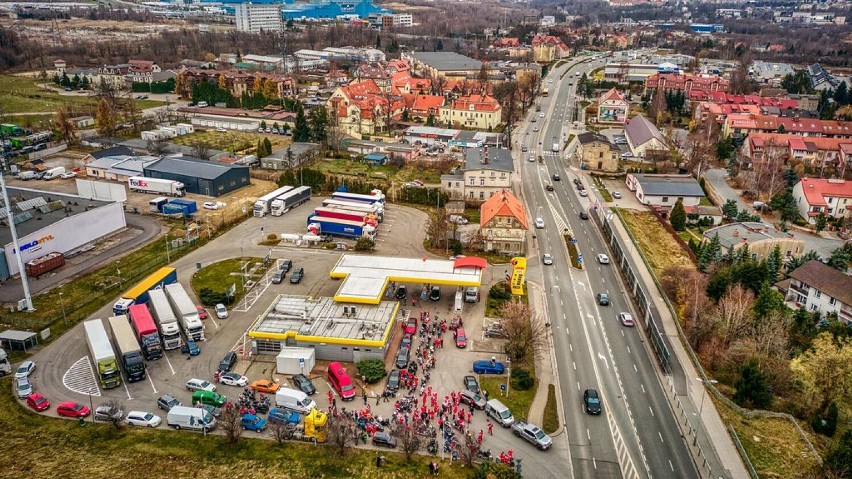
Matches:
[[253, 186, 294, 217], [164, 283, 205, 341], [148, 288, 183, 350], [270, 186, 312, 216], [84, 319, 122, 389], [128, 177, 186, 197]]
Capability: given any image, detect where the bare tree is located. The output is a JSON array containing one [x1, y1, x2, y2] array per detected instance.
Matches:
[[192, 140, 213, 161], [391, 423, 423, 461], [453, 430, 481, 467], [219, 401, 243, 444], [425, 210, 450, 248], [146, 136, 170, 156], [327, 415, 356, 454], [499, 299, 547, 364], [53, 104, 79, 146], [707, 284, 754, 368], [269, 420, 294, 446], [98, 399, 125, 430]]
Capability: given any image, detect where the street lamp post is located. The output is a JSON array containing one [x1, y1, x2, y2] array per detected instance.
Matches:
[[116, 264, 122, 290], [694, 377, 718, 446], [505, 357, 511, 399], [59, 291, 67, 326]]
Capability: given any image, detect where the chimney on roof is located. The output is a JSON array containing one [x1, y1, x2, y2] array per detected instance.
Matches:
[[483, 145, 489, 165]]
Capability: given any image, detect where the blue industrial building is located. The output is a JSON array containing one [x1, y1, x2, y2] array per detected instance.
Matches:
[[281, 0, 390, 20], [690, 24, 725, 33]]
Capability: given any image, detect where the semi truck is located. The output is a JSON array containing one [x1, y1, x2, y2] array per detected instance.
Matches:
[[128, 177, 186, 197], [313, 206, 372, 223], [128, 304, 164, 360], [83, 319, 122, 389], [331, 191, 385, 208], [164, 283, 205, 341], [253, 186, 294, 217], [0, 348, 11, 376], [306, 214, 375, 240], [321, 199, 383, 221], [148, 288, 182, 350], [270, 186, 312, 216], [107, 315, 146, 382], [113, 267, 178, 315]]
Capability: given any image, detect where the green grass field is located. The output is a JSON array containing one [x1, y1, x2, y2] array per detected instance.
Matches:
[[191, 257, 267, 305], [542, 384, 559, 434], [170, 130, 291, 156], [480, 376, 536, 423], [0, 377, 473, 479], [0, 75, 163, 116]]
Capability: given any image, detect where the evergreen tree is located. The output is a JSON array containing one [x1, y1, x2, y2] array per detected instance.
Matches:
[[815, 213, 827, 233], [256, 139, 265, 159], [733, 361, 773, 409], [825, 430, 852, 475], [833, 81, 849, 107], [293, 103, 310, 142], [766, 244, 782, 281], [827, 246, 851, 271], [260, 120, 267, 130], [698, 233, 722, 271], [670, 199, 686, 231], [753, 283, 786, 319], [309, 106, 328, 144], [263, 137, 272, 157], [375, 34, 381, 48], [785, 250, 820, 273]]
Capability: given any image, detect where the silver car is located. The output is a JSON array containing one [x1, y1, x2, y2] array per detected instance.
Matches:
[[15, 377, 33, 398], [542, 254, 553, 265], [126, 411, 162, 428]]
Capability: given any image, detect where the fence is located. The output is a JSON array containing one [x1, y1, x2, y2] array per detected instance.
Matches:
[[27, 142, 68, 160]]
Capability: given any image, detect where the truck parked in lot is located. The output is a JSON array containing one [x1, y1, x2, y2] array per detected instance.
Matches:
[[306, 214, 375, 240], [253, 186, 294, 217], [321, 199, 383, 221], [128, 177, 185, 197], [165, 283, 205, 341], [107, 315, 146, 382], [148, 288, 182, 350], [113, 267, 178, 315], [511, 421, 553, 450], [128, 304, 163, 360], [270, 186, 312, 216], [84, 319, 122, 389]]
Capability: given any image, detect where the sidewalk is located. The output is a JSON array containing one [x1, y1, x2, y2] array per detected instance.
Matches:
[[608, 214, 749, 479]]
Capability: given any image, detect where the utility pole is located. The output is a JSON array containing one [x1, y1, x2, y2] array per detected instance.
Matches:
[[0, 172, 34, 311]]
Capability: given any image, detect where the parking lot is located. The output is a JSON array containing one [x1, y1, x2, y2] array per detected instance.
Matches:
[[13, 193, 549, 462]]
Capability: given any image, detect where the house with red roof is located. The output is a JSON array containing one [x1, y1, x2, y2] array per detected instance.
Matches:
[[441, 95, 502, 130], [327, 80, 405, 137], [723, 113, 852, 139], [645, 73, 730, 95], [402, 94, 445, 121], [597, 88, 628, 124], [792, 178, 852, 224], [479, 189, 528, 255], [741, 132, 852, 171], [531, 34, 570, 62]]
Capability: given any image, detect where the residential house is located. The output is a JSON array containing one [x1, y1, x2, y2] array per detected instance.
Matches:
[[127, 60, 162, 83], [354, 63, 393, 92], [807, 63, 842, 91], [625, 173, 705, 209], [327, 80, 405, 137], [624, 115, 668, 158], [723, 113, 852, 139], [401, 94, 445, 122], [596, 88, 628, 124], [346, 139, 418, 162], [441, 95, 502, 130], [702, 222, 803, 260], [683, 205, 723, 225], [82, 145, 135, 164], [490, 37, 529, 59], [176, 69, 295, 100], [531, 34, 570, 62], [441, 145, 514, 202], [325, 70, 350, 88], [576, 132, 620, 172], [479, 189, 528, 255], [740, 133, 852, 171], [644, 73, 730, 95], [779, 260, 852, 324], [792, 178, 852, 224]]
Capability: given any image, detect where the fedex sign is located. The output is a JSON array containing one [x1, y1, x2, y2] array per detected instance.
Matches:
[[14, 235, 54, 254], [129, 178, 149, 188]]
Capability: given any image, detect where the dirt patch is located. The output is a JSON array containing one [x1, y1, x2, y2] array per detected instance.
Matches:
[[619, 209, 695, 277]]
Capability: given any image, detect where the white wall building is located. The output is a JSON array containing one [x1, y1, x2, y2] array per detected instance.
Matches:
[[625, 174, 706, 208], [782, 260, 852, 325], [235, 3, 283, 33], [792, 178, 852, 224]]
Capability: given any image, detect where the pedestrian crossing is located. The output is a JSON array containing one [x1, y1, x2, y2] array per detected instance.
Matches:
[[62, 356, 100, 396]]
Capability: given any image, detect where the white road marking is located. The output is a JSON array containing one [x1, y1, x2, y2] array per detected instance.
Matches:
[[147, 373, 158, 394], [62, 356, 100, 396], [659, 431, 664, 443], [163, 351, 176, 375], [573, 362, 576, 370], [649, 407, 654, 417], [598, 352, 609, 369]]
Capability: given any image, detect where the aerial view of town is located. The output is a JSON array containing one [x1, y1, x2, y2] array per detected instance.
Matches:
[[0, 0, 850, 477]]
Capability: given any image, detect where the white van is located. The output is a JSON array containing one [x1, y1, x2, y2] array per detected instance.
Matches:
[[275, 387, 317, 414], [464, 287, 479, 303], [17, 171, 36, 181], [485, 399, 515, 427], [166, 406, 217, 431], [42, 167, 65, 181]]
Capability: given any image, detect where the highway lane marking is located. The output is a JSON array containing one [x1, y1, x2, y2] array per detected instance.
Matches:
[[641, 384, 645, 394], [649, 407, 654, 417], [598, 352, 609, 370], [569, 343, 573, 352], [669, 460, 674, 471], [147, 373, 158, 394], [659, 431, 664, 443], [163, 352, 176, 375], [592, 457, 597, 470], [626, 346, 630, 354], [633, 364, 638, 372], [573, 362, 576, 370], [576, 382, 581, 391], [587, 429, 591, 441]]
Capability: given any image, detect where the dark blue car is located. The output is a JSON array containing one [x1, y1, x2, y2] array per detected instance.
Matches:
[[268, 407, 301, 425], [241, 414, 267, 432], [473, 360, 505, 375], [181, 339, 200, 356]]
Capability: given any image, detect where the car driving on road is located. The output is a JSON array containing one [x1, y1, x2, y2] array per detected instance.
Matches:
[[597, 254, 610, 264], [618, 312, 635, 327]]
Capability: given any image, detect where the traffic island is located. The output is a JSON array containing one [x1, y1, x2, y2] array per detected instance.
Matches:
[[563, 234, 583, 269]]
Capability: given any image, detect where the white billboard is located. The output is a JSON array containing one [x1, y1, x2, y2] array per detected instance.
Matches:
[[3, 202, 127, 276], [76, 179, 128, 202]]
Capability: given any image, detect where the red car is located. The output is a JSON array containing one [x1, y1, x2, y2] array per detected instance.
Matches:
[[57, 401, 91, 418], [455, 328, 467, 348], [196, 305, 209, 320], [403, 317, 417, 335], [26, 393, 50, 412]]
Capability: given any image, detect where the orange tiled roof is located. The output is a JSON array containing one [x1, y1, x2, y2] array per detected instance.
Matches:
[[480, 189, 528, 230], [450, 95, 500, 112]]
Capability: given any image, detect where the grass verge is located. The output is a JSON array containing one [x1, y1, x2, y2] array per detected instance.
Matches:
[[542, 384, 559, 434], [170, 130, 291, 156], [617, 209, 695, 278], [0, 75, 163, 115], [592, 177, 613, 202], [0, 377, 467, 479], [480, 376, 536, 423], [563, 234, 582, 269], [715, 397, 822, 478], [191, 257, 268, 306]]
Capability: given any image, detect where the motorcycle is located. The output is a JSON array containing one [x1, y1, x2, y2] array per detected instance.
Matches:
[[427, 438, 439, 454]]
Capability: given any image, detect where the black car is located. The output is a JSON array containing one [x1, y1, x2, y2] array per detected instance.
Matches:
[[219, 351, 237, 373], [596, 293, 610, 306], [546, 184, 554, 191], [280, 259, 292, 273], [396, 347, 410, 370], [386, 369, 400, 392], [552, 174, 561, 181], [395, 285, 407, 300], [583, 388, 602, 415], [289, 268, 304, 284], [429, 286, 441, 301], [400, 334, 413, 350], [463, 375, 480, 394], [292, 373, 316, 395], [579, 211, 589, 220], [372, 431, 397, 448], [573, 178, 581, 186]]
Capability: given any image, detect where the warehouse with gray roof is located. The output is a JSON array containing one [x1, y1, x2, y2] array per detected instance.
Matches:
[[626, 173, 706, 209], [142, 156, 250, 197]]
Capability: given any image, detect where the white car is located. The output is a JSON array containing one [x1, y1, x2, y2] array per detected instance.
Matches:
[[216, 127, 227, 133], [15, 378, 33, 398], [620, 152, 633, 159], [126, 411, 162, 428], [219, 372, 248, 387], [539, 112, 545, 118], [548, 78, 553, 83], [542, 254, 553, 265], [597, 254, 610, 264], [186, 378, 216, 392], [60, 171, 77, 179], [612, 191, 622, 199], [533, 126, 539, 132], [618, 312, 635, 327], [535, 217, 545, 229], [203, 202, 219, 210], [528, 155, 535, 162], [215, 303, 228, 319], [15, 360, 35, 379]]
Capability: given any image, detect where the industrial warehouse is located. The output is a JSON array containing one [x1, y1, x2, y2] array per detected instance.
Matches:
[[143, 156, 250, 197], [0, 187, 126, 280]]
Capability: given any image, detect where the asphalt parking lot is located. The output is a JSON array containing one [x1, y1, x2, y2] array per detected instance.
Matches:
[[14, 197, 546, 461]]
